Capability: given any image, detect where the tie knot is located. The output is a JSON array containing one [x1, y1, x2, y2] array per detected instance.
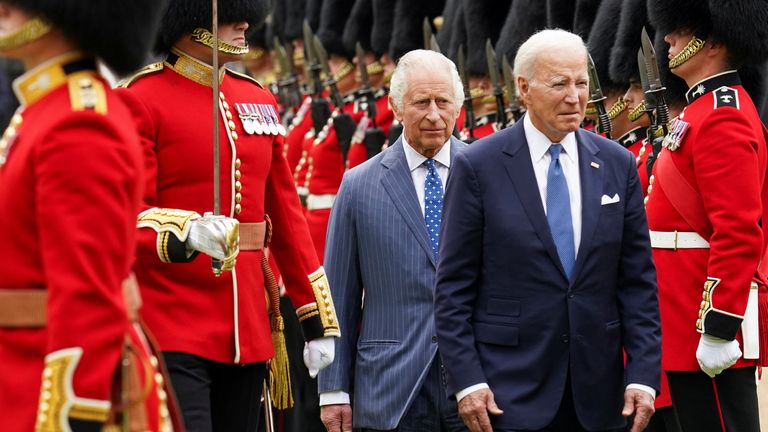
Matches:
[[549, 144, 563, 160], [425, 158, 437, 170]]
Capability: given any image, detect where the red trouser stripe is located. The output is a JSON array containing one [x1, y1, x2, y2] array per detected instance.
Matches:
[[711, 378, 727, 432]]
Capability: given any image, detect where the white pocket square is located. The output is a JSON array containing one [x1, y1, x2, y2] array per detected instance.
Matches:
[[601, 193, 620, 205]]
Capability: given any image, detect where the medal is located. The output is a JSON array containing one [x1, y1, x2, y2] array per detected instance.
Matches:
[[249, 104, 264, 135], [260, 104, 278, 135], [268, 105, 287, 135], [661, 118, 689, 151], [236, 104, 255, 135]]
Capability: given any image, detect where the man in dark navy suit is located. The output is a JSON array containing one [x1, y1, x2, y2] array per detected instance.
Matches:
[[434, 29, 661, 432]]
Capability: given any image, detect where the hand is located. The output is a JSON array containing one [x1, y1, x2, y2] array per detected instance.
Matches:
[[303, 336, 335, 378], [320, 404, 352, 432], [458, 388, 504, 432], [186, 213, 239, 269], [622, 388, 655, 432], [696, 334, 741, 377]]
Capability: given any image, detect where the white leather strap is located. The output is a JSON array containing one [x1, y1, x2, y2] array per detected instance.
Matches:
[[649, 230, 710, 249], [307, 193, 337, 211]]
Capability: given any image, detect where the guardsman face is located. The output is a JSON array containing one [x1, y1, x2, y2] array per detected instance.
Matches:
[[0, 3, 35, 55], [518, 48, 588, 143], [664, 30, 702, 82], [218, 20, 248, 61], [392, 66, 459, 158], [622, 80, 651, 128]]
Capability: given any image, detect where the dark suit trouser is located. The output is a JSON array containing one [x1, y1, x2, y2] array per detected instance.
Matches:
[[164, 351, 266, 432], [357, 357, 467, 432], [639, 406, 681, 432], [667, 367, 760, 432]]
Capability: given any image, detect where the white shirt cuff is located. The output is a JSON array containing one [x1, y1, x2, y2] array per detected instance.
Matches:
[[626, 383, 656, 400], [455, 383, 490, 402], [319, 390, 351, 406]]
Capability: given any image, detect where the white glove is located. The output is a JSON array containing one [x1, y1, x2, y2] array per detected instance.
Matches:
[[696, 334, 741, 377], [303, 337, 335, 378], [186, 213, 239, 262]]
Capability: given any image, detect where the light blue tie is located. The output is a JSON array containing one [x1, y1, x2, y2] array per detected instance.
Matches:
[[547, 144, 575, 278], [424, 159, 443, 261]]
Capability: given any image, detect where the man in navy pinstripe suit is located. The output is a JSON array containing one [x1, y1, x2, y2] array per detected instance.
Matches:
[[317, 49, 468, 432]]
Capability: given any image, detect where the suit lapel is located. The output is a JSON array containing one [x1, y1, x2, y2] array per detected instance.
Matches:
[[571, 130, 603, 281], [380, 139, 436, 267], [500, 123, 567, 278]]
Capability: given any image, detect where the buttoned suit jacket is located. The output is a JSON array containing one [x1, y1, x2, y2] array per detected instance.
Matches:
[[318, 136, 465, 430], [434, 119, 661, 431]]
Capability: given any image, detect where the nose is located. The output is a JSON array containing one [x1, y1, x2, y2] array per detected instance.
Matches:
[[426, 100, 441, 122], [235, 21, 249, 32], [622, 87, 633, 104], [664, 33, 673, 45], [564, 84, 580, 104]]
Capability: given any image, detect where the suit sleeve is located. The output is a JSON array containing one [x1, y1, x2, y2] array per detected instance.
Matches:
[[616, 149, 662, 391], [265, 94, 340, 341], [434, 150, 488, 395], [317, 174, 363, 394], [35, 111, 137, 427], [691, 108, 764, 340]]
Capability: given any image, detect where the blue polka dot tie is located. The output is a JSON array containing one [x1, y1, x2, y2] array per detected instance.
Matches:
[[424, 159, 443, 261], [547, 144, 575, 278]]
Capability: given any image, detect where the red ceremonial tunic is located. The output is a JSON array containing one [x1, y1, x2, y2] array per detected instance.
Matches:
[[645, 71, 768, 372]]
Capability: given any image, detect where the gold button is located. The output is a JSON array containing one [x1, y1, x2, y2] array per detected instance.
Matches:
[[4, 126, 15, 138], [702, 292, 709, 300], [155, 372, 164, 385], [219, 91, 226, 99], [643, 196, 649, 205], [232, 131, 239, 140], [235, 181, 242, 192], [235, 193, 242, 203], [235, 170, 242, 180], [226, 111, 233, 120], [235, 158, 241, 169], [229, 120, 237, 130], [649, 175, 655, 185], [696, 319, 702, 328], [647, 185, 652, 193], [11, 113, 22, 126], [235, 204, 242, 214], [150, 356, 159, 367]]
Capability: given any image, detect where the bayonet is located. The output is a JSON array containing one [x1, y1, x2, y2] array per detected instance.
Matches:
[[303, 20, 323, 96], [502, 56, 521, 123], [587, 53, 612, 139], [429, 35, 441, 53], [485, 39, 506, 130], [457, 44, 476, 142], [312, 35, 345, 109], [641, 26, 669, 129], [423, 17, 433, 51], [355, 42, 377, 124], [273, 37, 297, 109]]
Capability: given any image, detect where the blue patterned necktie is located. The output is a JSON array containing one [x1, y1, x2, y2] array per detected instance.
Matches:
[[424, 158, 444, 261], [546, 144, 575, 278]]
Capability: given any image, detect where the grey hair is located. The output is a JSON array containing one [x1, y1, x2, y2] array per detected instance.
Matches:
[[389, 49, 465, 112], [513, 29, 588, 81]]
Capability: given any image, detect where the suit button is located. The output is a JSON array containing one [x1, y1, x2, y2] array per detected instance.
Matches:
[[432, 336, 438, 343], [568, 292, 575, 299], [560, 334, 569, 343]]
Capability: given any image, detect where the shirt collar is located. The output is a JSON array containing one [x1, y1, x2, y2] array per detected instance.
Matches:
[[685, 70, 740, 104], [402, 135, 452, 172], [523, 113, 577, 163]]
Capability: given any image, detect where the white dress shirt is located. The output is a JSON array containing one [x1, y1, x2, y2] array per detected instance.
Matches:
[[455, 116, 655, 402], [524, 113, 581, 257], [319, 138, 452, 407]]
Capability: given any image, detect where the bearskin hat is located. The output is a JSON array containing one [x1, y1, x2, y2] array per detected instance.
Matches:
[[154, 0, 270, 55], [306, 0, 324, 32], [573, 0, 603, 40], [586, 0, 623, 92], [342, 0, 374, 53], [389, 0, 445, 61], [462, 0, 512, 76], [12, 0, 169, 74], [546, 0, 577, 31], [283, 0, 306, 41], [317, 0, 355, 58], [371, 0, 395, 57], [436, 0, 461, 56], [496, 0, 548, 64], [609, 0, 654, 85]]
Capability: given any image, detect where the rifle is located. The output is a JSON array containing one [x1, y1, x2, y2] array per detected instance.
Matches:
[[485, 39, 507, 130], [587, 53, 613, 139], [355, 42, 385, 159], [313, 35, 356, 160], [640, 26, 670, 179], [273, 37, 302, 112], [457, 44, 477, 142], [501, 56, 521, 124]]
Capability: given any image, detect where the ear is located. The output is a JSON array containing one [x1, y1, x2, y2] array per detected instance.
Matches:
[[389, 96, 403, 122], [517, 75, 530, 105]]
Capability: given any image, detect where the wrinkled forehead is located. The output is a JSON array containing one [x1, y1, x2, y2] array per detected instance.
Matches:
[[532, 49, 588, 81]]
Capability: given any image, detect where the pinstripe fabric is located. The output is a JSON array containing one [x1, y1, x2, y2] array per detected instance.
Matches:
[[318, 137, 466, 430]]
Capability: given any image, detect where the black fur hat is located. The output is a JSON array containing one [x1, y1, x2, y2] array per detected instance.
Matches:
[[708, 0, 768, 62], [342, 0, 374, 53], [155, 0, 270, 55], [436, 0, 460, 56], [306, 0, 324, 32], [246, 20, 268, 50], [13, 0, 169, 74], [370, 0, 395, 57], [496, 0, 548, 64], [462, 0, 513, 76], [317, 0, 356, 58], [586, 0, 623, 91], [609, 0, 653, 85], [389, 0, 445, 61], [283, 0, 306, 40], [573, 0, 603, 40], [446, 3, 467, 62], [547, 0, 577, 31], [647, 0, 709, 41]]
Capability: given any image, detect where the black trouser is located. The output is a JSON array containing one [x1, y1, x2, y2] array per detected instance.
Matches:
[[163, 351, 267, 432], [536, 373, 623, 432], [667, 367, 760, 432], [639, 406, 681, 432]]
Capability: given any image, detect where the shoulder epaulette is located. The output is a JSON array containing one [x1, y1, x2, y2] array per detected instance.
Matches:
[[117, 62, 164, 88], [67, 72, 107, 115], [713, 86, 740, 110], [226, 68, 263, 88]]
